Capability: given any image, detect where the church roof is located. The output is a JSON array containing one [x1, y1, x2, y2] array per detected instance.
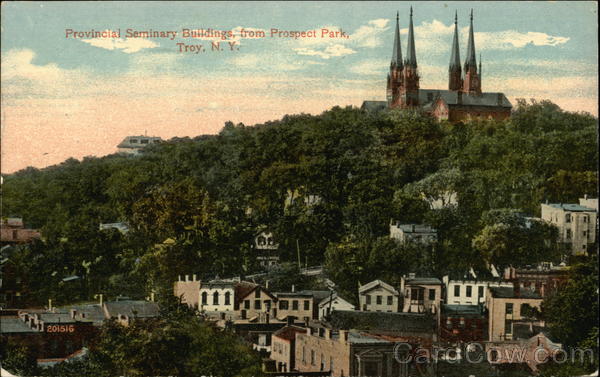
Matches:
[[360, 101, 387, 112], [449, 11, 461, 70], [391, 12, 403, 68], [422, 89, 512, 108]]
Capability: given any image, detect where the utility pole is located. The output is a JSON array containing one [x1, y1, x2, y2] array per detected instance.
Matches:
[[296, 239, 301, 269]]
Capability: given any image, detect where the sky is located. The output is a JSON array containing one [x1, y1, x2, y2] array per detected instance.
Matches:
[[1, 1, 598, 174]]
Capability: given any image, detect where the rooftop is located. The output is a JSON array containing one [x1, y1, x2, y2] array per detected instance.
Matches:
[[273, 325, 307, 341], [103, 300, 160, 318], [442, 304, 484, 317], [0, 317, 37, 333], [117, 136, 162, 149], [328, 310, 435, 333], [489, 287, 542, 300], [544, 203, 596, 212], [405, 277, 442, 285]]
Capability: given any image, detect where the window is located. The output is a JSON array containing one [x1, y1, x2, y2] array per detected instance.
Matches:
[[566, 229, 572, 239], [429, 289, 436, 300], [244, 300, 250, 309], [255, 289, 261, 298], [366, 295, 371, 305], [376, 295, 382, 305], [411, 287, 424, 301], [311, 350, 316, 365], [583, 230, 587, 237], [213, 291, 219, 305], [454, 285, 461, 297], [130, 139, 138, 143], [505, 303, 513, 315], [257, 236, 266, 245], [505, 318, 512, 335], [466, 286, 472, 298], [478, 286, 484, 298], [140, 139, 149, 144], [254, 300, 261, 310], [279, 300, 289, 310], [387, 296, 393, 305], [566, 214, 571, 223], [201, 292, 208, 305], [292, 300, 299, 310], [224, 292, 231, 305], [302, 346, 306, 363], [304, 300, 310, 310], [583, 216, 588, 223]]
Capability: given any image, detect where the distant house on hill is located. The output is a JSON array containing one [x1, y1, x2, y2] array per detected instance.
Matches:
[[117, 135, 162, 155]]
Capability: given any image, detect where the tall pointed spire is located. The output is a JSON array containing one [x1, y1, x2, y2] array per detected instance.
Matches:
[[464, 9, 477, 72], [405, 6, 417, 68], [448, 10, 462, 91], [391, 11, 403, 68], [449, 10, 461, 69]]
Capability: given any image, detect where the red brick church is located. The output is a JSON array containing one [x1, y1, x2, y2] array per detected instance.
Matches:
[[362, 8, 512, 122]]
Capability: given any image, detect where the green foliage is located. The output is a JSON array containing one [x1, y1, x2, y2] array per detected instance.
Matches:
[[2, 101, 597, 308]]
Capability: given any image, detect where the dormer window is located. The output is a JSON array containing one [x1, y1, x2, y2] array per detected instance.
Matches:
[[130, 139, 138, 143]]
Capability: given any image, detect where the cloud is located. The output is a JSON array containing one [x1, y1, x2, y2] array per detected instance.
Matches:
[[294, 44, 356, 59], [395, 19, 570, 57], [350, 18, 390, 48], [2, 49, 67, 81], [80, 37, 159, 53]]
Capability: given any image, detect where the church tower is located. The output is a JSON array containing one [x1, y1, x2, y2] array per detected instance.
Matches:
[[400, 7, 420, 107], [448, 11, 462, 91], [462, 9, 481, 95], [387, 12, 404, 107]]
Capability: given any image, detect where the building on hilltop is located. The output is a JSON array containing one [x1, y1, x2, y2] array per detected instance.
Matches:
[[361, 8, 512, 122], [540, 201, 597, 255], [117, 135, 162, 155]]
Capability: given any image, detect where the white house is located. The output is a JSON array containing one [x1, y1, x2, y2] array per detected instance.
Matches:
[[541, 202, 596, 255], [443, 275, 513, 306], [358, 279, 400, 312], [199, 280, 236, 312], [389, 220, 437, 244], [318, 293, 355, 320], [117, 135, 162, 155]]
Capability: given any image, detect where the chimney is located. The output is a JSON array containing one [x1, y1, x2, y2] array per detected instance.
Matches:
[[292, 284, 295, 293], [400, 276, 405, 294], [178, 275, 181, 282], [193, 274, 197, 281], [150, 292, 155, 302], [325, 328, 332, 340], [266, 280, 270, 289], [340, 330, 349, 343], [185, 275, 189, 282]]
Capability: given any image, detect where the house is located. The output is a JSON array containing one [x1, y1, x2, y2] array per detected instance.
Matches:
[[236, 284, 278, 321], [443, 271, 513, 306], [485, 330, 562, 373], [486, 286, 543, 342], [361, 9, 512, 122], [389, 221, 437, 245], [1, 218, 41, 245], [98, 222, 129, 234], [318, 293, 355, 321], [503, 263, 569, 298], [440, 304, 487, 343], [358, 280, 401, 312], [102, 300, 160, 326], [173, 274, 201, 309], [296, 310, 436, 377], [541, 202, 596, 255], [274, 289, 330, 321], [400, 275, 442, 314], [199, 279, 236, 314], [116, 135, 162, 155], [271, 325, 307, 372], [254, 231, 280, 268]]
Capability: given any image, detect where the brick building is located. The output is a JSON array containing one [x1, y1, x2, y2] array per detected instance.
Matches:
[[503, 263, 569, 298], [440, 304, 487, 343], [361, 9, 512, 122], [271, 325, 307, 372]]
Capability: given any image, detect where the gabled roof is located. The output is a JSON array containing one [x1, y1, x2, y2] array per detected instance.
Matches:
[[273, 325, 306, 341], [234, 281, 258, 304], [422, 89, 512, 108], [359, 279, 399, 295], [318, 293, 354, 308], [361, 101, 387, 112]]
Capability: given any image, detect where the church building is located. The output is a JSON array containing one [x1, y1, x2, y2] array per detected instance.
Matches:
[[362, 9, 512, 122]]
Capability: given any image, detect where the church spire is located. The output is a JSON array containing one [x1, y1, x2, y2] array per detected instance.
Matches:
[[462, 9, 481, 94], [464, 9, 477, 73], [391, 11, 403, 68], [405, 6, 417, 68], [448, 10, 462, 91], [449, 11, 461, 69]]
